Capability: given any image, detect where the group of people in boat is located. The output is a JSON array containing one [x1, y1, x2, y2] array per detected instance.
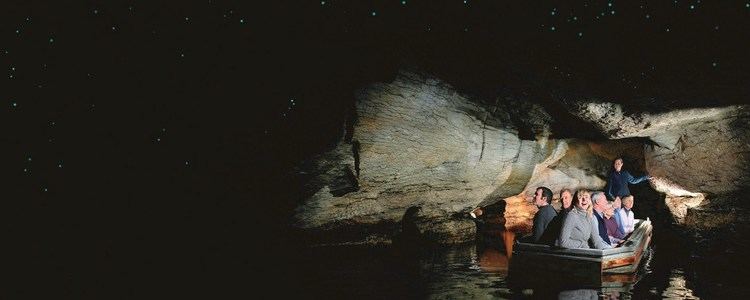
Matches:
[[529, 157, 651, 249]]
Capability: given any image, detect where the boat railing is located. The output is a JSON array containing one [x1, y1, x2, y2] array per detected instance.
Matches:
[[514, 219, 652, 258]]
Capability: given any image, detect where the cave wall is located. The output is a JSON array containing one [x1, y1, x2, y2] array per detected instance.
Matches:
[[294, 71, 652, 244], [644, 107, 750, 195]]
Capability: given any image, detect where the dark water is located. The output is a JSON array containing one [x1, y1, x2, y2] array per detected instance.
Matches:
[[282, 225, 750, 299]]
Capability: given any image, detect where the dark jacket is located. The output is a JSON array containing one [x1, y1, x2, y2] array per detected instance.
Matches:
[[532, 205, 557, 243], [605, 170, 649, 200], [539, 210, 564, 246], [592, 210, 612, 245]]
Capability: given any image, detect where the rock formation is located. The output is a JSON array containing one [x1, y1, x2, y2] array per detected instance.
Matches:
[[293, 71, 670, 245], [292, 70, 750, 245]]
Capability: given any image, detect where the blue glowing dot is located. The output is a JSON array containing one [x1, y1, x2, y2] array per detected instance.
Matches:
[[690, 5, 695, 9], [185, 161, 189, 165], [578, 32, 583, 37], [666, 28, 670, 32], [180, 53, 185, 57], [608, 2, 613, 7], [157, 137, 161, 142], [111, 26, 116, 31], [401, 0, 406, 5], [712, 62, 718, 67], [240, 19, 245, 23], [185, 17, 189, 21], [23, 168, 27, 172], [646, 14, 650, 19], [43, 188, 48, 192], [573, 16, 578, 21], [551, 11, 556, 15], [611, 10, 615, 15], [49, 37, 54, 43], [94, 9, 99, 14], [11, 67, 15, 71], [320, 1, 325, 5], [58, 163, 63, 168], [16, 29, 20, 34], [464, 0, 467, 3], [129, 6, 133, 11], [162, 128, 166, 132], [371, 11, 377, 16], [746, 3, 749, 7], [9, 75, 13, 79], [11, 102, 18, 107], [27, 157, 32, 161], [551, 26, 556, 31]]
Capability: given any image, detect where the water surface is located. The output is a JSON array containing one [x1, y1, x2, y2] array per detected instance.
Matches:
[[285, 226, 749, 299]]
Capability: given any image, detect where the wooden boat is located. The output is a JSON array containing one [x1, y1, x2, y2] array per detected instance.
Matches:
[[508, 218, 653, 288]]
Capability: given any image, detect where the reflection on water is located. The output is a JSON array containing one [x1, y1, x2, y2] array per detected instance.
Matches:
[[291, 228, 748, 299], [662, 269, 698, 299]]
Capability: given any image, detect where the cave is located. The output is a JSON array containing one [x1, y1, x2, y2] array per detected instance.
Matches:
[[289, 70, 750, 246]]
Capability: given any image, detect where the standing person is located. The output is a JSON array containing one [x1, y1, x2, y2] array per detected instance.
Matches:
[[618, 195, 636, 234], [591, 192, 612, 246], [531, 187, 557, 243], [558, 190, 611, 249], [605, 157, 651, 202]]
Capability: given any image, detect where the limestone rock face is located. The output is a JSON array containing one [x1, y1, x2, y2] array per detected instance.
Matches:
[[293, 71, 750, 244], [644, 107, 750, 195], [294, 71, 641, 244], [568, 100, 750, 229]]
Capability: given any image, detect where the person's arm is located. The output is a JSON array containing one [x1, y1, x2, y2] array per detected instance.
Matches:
[[614, 209, 625, 234], [626, 171, 650, 184], [606, 172, 615, 200], [617, 209, 627, 233], [532, 213, 544, 242], [558, 216, 580, 248], [626, 212, 636, 233], [589, 217, 612, 249]]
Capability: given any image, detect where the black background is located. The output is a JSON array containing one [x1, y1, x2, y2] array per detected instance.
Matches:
[[4, 1, 749, 297]]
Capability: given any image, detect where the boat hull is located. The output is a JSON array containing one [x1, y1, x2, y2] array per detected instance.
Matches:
[[508, 219, 653, 288]]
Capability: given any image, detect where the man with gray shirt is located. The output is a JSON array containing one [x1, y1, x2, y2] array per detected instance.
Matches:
[[558, 191, 612, 249]]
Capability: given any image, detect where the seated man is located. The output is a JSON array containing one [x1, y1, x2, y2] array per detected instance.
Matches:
[[603, 202, 625, 244], [531, 186, 557, 243], [591, 192, 613, 246], [537, 188, 573, 245], [618, 195, 636, 234], [558, 190, 611, 249]]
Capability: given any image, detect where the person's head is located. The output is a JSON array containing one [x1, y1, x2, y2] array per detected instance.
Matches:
[[573, 189, 591, 210], [613, 197, 622, 209], [614, 157, 624, 172], [604, 202, 615, 218], [623, 195, 634, 210], [592, 192, 608, 212], [534, 187, 553, 207], [560, 189, 573, 210]]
